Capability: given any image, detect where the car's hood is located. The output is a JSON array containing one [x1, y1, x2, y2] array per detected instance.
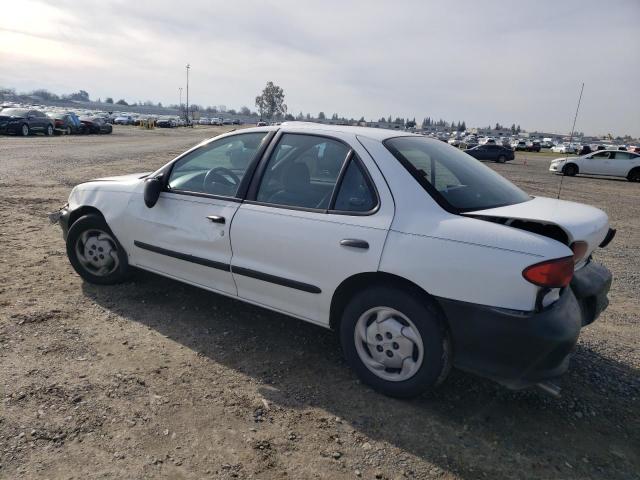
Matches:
[[466, 196, 610, 258], [91, 172, 152, 182]]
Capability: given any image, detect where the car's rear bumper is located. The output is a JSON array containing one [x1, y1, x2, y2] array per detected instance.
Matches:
[[48, 204, 71, 240], [437, 261, 612, 389]]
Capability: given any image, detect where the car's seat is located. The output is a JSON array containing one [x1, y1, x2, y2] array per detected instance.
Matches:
[[267, 162, 315, 207]]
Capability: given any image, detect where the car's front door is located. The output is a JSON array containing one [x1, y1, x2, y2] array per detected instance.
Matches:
[[229, 132, 394, 326], [581, 151, 610, 175], [126, 131, 270, 296]]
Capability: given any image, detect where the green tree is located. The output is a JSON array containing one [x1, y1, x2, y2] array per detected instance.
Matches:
[[105, 97, 114, 104], [284, 113, 295, 121], [115, 99, 128, 106], [318, 112, 326, 120], [240, 106, 251, 115], [255, 81, 287, 120]]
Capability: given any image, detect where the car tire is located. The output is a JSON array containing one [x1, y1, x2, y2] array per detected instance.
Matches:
[[66, 214, 131, 285], [66, 126, 72, 135], [563, 164, 578, 176], [628, 168, 640, 182], [45, 125, 53, 136], [497, 155, 506, 163], [21, 124, 30, 136], [340, 286, 451, 398]]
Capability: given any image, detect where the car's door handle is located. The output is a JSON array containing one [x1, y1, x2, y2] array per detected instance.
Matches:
[[340, 239, 369, 249], [206, 215, 225, 224]]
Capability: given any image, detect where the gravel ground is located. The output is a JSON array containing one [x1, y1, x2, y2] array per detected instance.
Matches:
[[0, 126, 638, 479]]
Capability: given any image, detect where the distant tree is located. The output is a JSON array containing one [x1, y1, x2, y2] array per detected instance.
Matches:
[[318, 112, 326, 120], [359, 116, 365, 122], [516, 124, 521, 133], [284, 113, 295, 121], [115, 99, 128, 106], [306, 113, 311, 120], [105, 97, 114, 104], [218, 105, 227, 113], [227, 108, 236, 115], [157, 102, 163, 108], [67, 90, 90, 101], [255, 81, 287, 120], [296, 111, 305, 120], [460, 121, 466, 131], [511, 123, 516, 133], [406, 119, 416, 128], [240, 106, 251, 116], [331, 113, 338, 120], [30, 89, 60, 101]]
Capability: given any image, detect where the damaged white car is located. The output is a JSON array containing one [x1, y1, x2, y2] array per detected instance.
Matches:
[[50, 123, 615, 398]]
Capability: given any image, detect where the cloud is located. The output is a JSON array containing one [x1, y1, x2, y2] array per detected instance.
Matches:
[[1, 0, 638, 136]]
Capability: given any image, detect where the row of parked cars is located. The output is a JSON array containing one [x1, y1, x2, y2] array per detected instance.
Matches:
[[0, 106, 112, 136], [197, 117, 243, 126]]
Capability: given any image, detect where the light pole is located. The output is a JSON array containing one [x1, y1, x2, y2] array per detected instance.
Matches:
[[178, 87, 183, 117], [185, 63, 190, 125]]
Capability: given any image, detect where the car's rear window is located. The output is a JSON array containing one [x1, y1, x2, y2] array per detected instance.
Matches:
[[384, 136, 530, 212]]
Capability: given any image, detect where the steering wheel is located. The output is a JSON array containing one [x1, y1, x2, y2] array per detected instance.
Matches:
[[203, 167, 240, 193]]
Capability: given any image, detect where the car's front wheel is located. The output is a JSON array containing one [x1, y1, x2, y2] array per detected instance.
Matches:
[[21, 124, 30, 136], [340, 286, 451, 398], [45, 124, 54, 136], [497, 155, 506, 163], [66, 214, 130, 285], [563, 163, 578, 176]]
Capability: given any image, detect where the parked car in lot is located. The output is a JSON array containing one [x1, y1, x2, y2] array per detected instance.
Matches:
[[157, 117, 177, 128], [464, 144, 515, 163], [79, 116, 113, 134], [114, 115, 134, 125], [526, 141, 541, 152], [198, 118, 211, 125], [551, 143, 576, 154], [0, 108, 54, 136], [50, 123, 615, 398], [46, 112, 78, 135], [512, 140, 528, 151], [550, 149, 640, 181]]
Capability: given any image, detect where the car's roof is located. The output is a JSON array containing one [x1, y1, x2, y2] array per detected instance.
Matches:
[[238, 121, 418, 142]]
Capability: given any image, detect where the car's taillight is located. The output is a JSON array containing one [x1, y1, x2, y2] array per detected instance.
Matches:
[[522, 256, 574, 288], [570, 241, 588, 264], [55, 120, 63, 126]]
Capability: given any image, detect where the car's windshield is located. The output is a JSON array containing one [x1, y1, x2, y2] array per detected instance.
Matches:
[[384, 136, 530, 212]]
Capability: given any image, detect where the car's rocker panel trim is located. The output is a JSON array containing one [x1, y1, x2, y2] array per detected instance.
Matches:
[[133, 240, 321, 294]]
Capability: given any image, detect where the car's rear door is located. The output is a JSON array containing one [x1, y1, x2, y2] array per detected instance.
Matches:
[[229, 131, 394, 326], [125, 131, 271, 296], [607, 152, 634, 177]]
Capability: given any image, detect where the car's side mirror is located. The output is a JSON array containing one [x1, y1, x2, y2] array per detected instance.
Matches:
[[144, 176, 163, 208]]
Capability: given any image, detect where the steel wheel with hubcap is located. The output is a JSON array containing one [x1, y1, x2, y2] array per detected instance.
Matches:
[[21, 124, 29, 136], [45, 125, 53, 136], [340, 286, 451, 398], [354, 307, 424, 382], [66, 214, 130, 284]]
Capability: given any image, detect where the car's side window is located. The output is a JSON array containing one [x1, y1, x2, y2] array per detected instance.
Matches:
[[168, 132, 268, 197], [333, 159, 377, 212], [256, 134, 350, 209], [612, 152, 630, 160]]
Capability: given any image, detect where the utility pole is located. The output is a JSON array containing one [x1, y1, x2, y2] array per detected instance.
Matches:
[[179, 87, 183, 115], [185, 64, 190, 125]]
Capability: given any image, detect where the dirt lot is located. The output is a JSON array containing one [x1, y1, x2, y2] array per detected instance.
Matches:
[[1, 126, 638, 479]]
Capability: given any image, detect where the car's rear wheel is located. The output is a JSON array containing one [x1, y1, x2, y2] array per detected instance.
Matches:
[[66, 126, 71, 135], [340, 286, 451, 398], [628, 168, 640, 182], [563, 163, 578, 176], [66, 214, 130, 285], [497, 155, 506, 163], [21, 124, 29, 136], [45, 125, 53, 136]]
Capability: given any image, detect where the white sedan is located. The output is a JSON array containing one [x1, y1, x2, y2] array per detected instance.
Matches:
[[50, 123, 614, 397], [551, 143, 576, 154], [550, 150, 640, 181]]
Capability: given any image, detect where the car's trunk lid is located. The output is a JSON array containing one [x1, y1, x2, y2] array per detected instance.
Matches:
[[464, 196, 610, 262]]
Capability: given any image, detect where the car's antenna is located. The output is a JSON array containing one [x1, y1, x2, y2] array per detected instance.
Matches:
[[556, 82, 585, 199]]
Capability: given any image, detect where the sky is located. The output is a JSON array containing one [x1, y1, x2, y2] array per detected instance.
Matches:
[[1, 0, 639, 137]]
